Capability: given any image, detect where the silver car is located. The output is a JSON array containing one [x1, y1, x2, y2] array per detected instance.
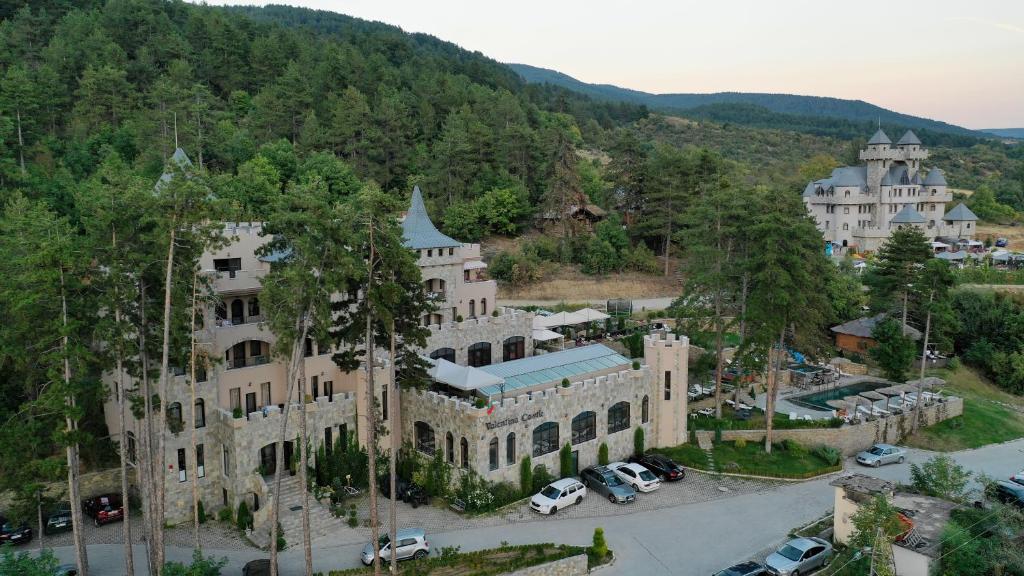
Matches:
[[580, 465, 636, 504], [765, 537, 832, 576], [361, 528, 429, 565], [855, 443, 906, 467]]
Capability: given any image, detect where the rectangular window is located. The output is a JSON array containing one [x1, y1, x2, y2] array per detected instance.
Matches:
[[382, 385, 388, 422], [249, 340, 261, 357], [449, 248, 454, 256], [177, 448, 187, 482], [222, 488, 228, 507], [230, 388, 241, 411], [304, 338, 313, 357], [427, 249, 432, 257], [260, 382, 271, 407], [324, 380, 333, 402], [223, 446, 230, 477], [196, 444, 205, 478], [311, 375, 319, 399], [664, 371, 671, 401]]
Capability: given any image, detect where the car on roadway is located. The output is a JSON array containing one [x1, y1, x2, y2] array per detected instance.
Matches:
[[0, 516, 32, 545], [361, 528, 429, 565], [608, 461, 661, 492], [995, 237, 1008, 248], [241, 559, 271, 576], [579, 465, 636, 504], [855, 443, 906, 467], [81, 494, 124, 527], [530, 478, 586, 515], [629, 453, 686, 481], [764, 537, 832, 576], [53, 564, 78, 576], [45, 502, 73, 535], [1010, 469, 1024, 486], [989, 480, 1024, 509], [713, 561, 767, 576]]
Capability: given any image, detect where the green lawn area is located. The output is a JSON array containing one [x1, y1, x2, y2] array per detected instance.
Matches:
[[904, 365, 1024, 451], [656, 440, 841, 479]]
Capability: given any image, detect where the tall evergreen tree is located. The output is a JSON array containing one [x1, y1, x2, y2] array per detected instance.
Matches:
[[864, 226, 932, 331]]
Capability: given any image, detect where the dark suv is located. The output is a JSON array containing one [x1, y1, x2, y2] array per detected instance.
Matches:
[[629, 453, 686, 481], [82, 494, 124, 526], [580, 465, 636, 504], [45, 502, 73, 535], [0, 516, 33, 545]]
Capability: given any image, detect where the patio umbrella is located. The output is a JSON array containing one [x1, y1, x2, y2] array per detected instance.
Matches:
[[905, 376, 943, 388], [874, 386, 904, 397]]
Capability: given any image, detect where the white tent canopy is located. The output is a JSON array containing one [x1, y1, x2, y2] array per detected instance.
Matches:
[[573, 307, 610, 323], [533, 308, 610, 329], [532, 328, 564, 342], [428, 358, 504, 392]]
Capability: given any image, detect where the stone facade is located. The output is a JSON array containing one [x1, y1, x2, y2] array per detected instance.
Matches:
[[424, 307, 535, 366], [719, 397, 963, 456], [401, 333, 689, 485]]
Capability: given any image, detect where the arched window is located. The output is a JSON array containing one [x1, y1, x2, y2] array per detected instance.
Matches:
[[446, 432, 454, 464], [230, 299, 244, 323], [167, 402, 183, 432], [467, 342, 492, 367], [506, 432, 516, 465], [481, 298, 487, 316], [608, 401, 630, 434], [532, 422, 559, 457], [430, 348, 456, 363], [503, 336, 525, 362], [248, 297, 260, 317], [194, 399, 206, 429], [460, 437, 469, 469], [414, 421, 435, 455], [488, 438, 498, 471], [641, 395, 650, 424], [571, 411, 596, 445]]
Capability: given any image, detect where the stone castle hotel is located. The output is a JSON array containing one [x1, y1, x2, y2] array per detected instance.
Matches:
[[803, 129, 976, 253], [103, 159, 691, 527]]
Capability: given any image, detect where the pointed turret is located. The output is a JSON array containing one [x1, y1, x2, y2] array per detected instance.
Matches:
[[401, 186, 462, 249], [867, 129, 892, 145]]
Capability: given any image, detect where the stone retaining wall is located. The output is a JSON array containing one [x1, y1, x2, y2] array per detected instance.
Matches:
[[503, 554, 588, 576], [720, 397, 963, 455], [0, 467, 133, 511]]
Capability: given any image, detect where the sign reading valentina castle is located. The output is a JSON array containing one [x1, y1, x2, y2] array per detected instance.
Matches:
[[802, 129, 977, 253]]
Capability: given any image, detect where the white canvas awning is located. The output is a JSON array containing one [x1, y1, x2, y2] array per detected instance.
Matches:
[[930, 241, 950, 249], [534, 311, 578, 328], [532, 328, 564, 342], [428, 358, 504, 392], [572, 307, 610, 322], [463, 260, 487, 270]]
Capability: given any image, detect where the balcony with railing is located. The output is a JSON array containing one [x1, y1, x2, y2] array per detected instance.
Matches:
[[228, 355, 270, 370], [212, 269, 264, 295]]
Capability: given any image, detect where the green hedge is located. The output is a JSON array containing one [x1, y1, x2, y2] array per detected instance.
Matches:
[[322, 544, 594, 576]]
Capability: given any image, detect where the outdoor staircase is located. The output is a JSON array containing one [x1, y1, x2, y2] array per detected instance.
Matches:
[[694, 430, 717, 473], [272, 474, 348, 546]]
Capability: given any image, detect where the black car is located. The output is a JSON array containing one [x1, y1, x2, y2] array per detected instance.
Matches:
[[378, 476, 429, 508], [0, 516, 33, 546], [713, 561, 766, 576], [990, 480, 1024, 509], [45, 502, 73, 535], [242, 559, 271, 576], [628, 453, 686, 481]]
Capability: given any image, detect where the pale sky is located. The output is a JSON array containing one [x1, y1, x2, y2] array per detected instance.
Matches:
[[197, 0, 1024, 128]]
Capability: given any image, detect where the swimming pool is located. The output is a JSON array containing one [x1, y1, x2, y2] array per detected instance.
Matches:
[[791, 381, 885, 410]]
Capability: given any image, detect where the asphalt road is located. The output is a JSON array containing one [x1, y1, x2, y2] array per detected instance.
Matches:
[[48, 438, 1024, 576]]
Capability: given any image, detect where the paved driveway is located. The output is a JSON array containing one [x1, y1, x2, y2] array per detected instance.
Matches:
[[49, 438, 1024, 575]]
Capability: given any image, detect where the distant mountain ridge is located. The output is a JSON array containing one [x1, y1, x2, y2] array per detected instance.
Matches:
[[508, 63, 984, 139], [982, 128, 1024, 139]]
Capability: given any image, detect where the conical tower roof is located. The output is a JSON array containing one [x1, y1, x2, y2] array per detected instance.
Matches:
[[401, 186, 462, 249], [868, 129, 892, 145]]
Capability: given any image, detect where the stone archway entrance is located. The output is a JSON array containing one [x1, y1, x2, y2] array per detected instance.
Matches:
[[259, 440, 294, 476]]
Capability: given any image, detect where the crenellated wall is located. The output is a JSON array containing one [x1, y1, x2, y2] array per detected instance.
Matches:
[[424, 307, 534, 365]]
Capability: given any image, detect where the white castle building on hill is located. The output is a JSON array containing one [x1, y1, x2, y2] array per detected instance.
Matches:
[[802, 129, 977, 253]]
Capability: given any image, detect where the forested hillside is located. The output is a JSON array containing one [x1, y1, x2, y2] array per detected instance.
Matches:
[[510, 63, 984, 139]]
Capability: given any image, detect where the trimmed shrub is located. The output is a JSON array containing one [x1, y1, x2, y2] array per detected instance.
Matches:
[[197, 499, 206, 524], [236, 501, 250, 531], [813, 445, 841, 467], [782, 439, 807, 455], [631, 360, 640, 370], [276, 522, 286, 550], [531, 464, 554, 493], [633, 427, 645, 457], [734, 437, 747, 449], [559, 443, 573, 478], [519, 456, 533, 496], [561, 378, 570, 388], [598, 443, 609, 466], [217, 507, 232, 523], [591, 527, 608, 561]]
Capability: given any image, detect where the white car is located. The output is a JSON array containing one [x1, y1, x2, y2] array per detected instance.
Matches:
[[529, 478, 586, 515], [608, 461, 661, 492]]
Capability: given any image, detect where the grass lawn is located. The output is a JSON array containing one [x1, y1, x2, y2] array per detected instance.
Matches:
[[656, 440, 840, 479], [903, 365, 1024, 451]]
